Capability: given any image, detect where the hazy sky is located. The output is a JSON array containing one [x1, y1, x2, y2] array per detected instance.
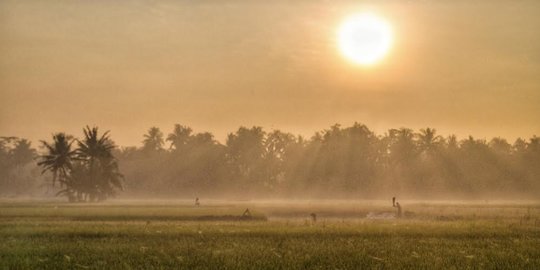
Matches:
[[1, 0, 539, 146]]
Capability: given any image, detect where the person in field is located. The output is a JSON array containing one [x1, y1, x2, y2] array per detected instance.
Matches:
[[393, 197, 402, 218], [195, 197, 200, 207]]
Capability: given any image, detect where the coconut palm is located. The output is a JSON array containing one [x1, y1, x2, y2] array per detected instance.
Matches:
[[417, 128, 442, 153], [77, 126, 119, 201], [92, 157, 123, 201], [56, 161, 88, 202], [77, 126, 114, 161], [143, 127, 164, 152], [10, 139, 36, 166], [166, 124, 193, 151], [38, 133, 77, 187], [387, 128, 417, 162]]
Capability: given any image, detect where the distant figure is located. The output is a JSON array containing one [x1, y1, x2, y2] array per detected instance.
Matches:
[[395, 202, 402, 218], [392, 197, 402, 218], [195, 197, 200, 207], [310, 213, 317, 223], [242, 208, 252, 218]]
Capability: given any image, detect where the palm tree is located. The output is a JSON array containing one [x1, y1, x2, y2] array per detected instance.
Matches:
[[77, 126, 119, 201], [94, 157, 123, 201], [166, 124, 192, 151], [10, 139, 36, 167], [387, 128, 417, 162], [417, 128, 442, 153], [446, 135, 458, 150], [77, 126, 114, 161], [37, 127, 123, 202], [38, 133, 77, 187], [57, 161, 88, 202], [143, 127, 164, 152]]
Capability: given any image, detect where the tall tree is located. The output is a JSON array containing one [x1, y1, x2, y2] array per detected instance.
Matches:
[[387, 128, 417, 164], [417, 128, 442, 154], [263, 130, 297, 189], [77, 126, 121, 201], [10, 139, 36, 167], [143, 127, 164, 153], [166, 124, 192, 151], [226, 126, 266, 190], [38, 133, 77, 188]]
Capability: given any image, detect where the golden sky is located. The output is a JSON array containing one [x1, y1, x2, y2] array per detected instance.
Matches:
[[1, 0, 539, 146]]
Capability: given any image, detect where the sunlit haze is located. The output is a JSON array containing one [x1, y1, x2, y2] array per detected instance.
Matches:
[[338, 12, 393, 65], [1, 0, 539, 146], [2, 2, 540, 268]]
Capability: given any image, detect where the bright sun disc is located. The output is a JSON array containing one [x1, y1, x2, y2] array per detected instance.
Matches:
[[338, 13, 393, 66]]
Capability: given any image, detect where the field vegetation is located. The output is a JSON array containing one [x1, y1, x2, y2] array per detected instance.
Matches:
[[1, 200, 539, 269]]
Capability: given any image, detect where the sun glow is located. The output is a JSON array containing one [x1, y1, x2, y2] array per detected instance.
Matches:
[[338, 13, 393, 66]]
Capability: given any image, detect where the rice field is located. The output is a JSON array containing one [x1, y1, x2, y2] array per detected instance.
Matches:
[[1, 199, 539, 269]]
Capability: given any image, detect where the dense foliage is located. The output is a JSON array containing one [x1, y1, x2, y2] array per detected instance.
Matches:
[[1, 123, 539, 199], [37, 126, 123, 202], [119, 123, 539, 199], [0, 137, 38, 196]]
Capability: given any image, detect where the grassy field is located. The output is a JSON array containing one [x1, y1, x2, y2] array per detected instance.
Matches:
[[1, 200, 539, 269]]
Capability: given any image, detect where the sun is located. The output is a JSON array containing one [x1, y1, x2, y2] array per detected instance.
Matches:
[[338, 12, 393, 66]]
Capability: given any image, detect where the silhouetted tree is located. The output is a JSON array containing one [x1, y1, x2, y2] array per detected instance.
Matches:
[[10, 139, 36, 167], [38, 133, 77, 188], [142, 127, 164, 153], [0, 137, 38, 194], [384, 128, 418, 193], [77, 126, 122, 201], [226, 126, 266, 191], [37, 127, 123, 202], [263, 130, 298, 190], [417, 128, 442, 154], [167, 124, 192, 151]]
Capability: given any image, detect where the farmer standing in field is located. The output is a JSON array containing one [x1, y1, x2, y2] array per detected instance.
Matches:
[[393, 197, 402, 218]]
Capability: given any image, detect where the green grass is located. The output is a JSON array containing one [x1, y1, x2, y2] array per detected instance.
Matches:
[[1, 200, 539, 269]]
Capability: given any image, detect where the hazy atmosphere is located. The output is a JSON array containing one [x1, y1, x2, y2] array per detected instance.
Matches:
[[1, 1, 540, 269], [1, 0, 539, 145]]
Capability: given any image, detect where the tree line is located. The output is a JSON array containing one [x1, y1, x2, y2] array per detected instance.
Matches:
[[1, 123, 539, 200], [121, 123, 539, 199], [1, 126, 122, 201], [0, 137, 36, 195]]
